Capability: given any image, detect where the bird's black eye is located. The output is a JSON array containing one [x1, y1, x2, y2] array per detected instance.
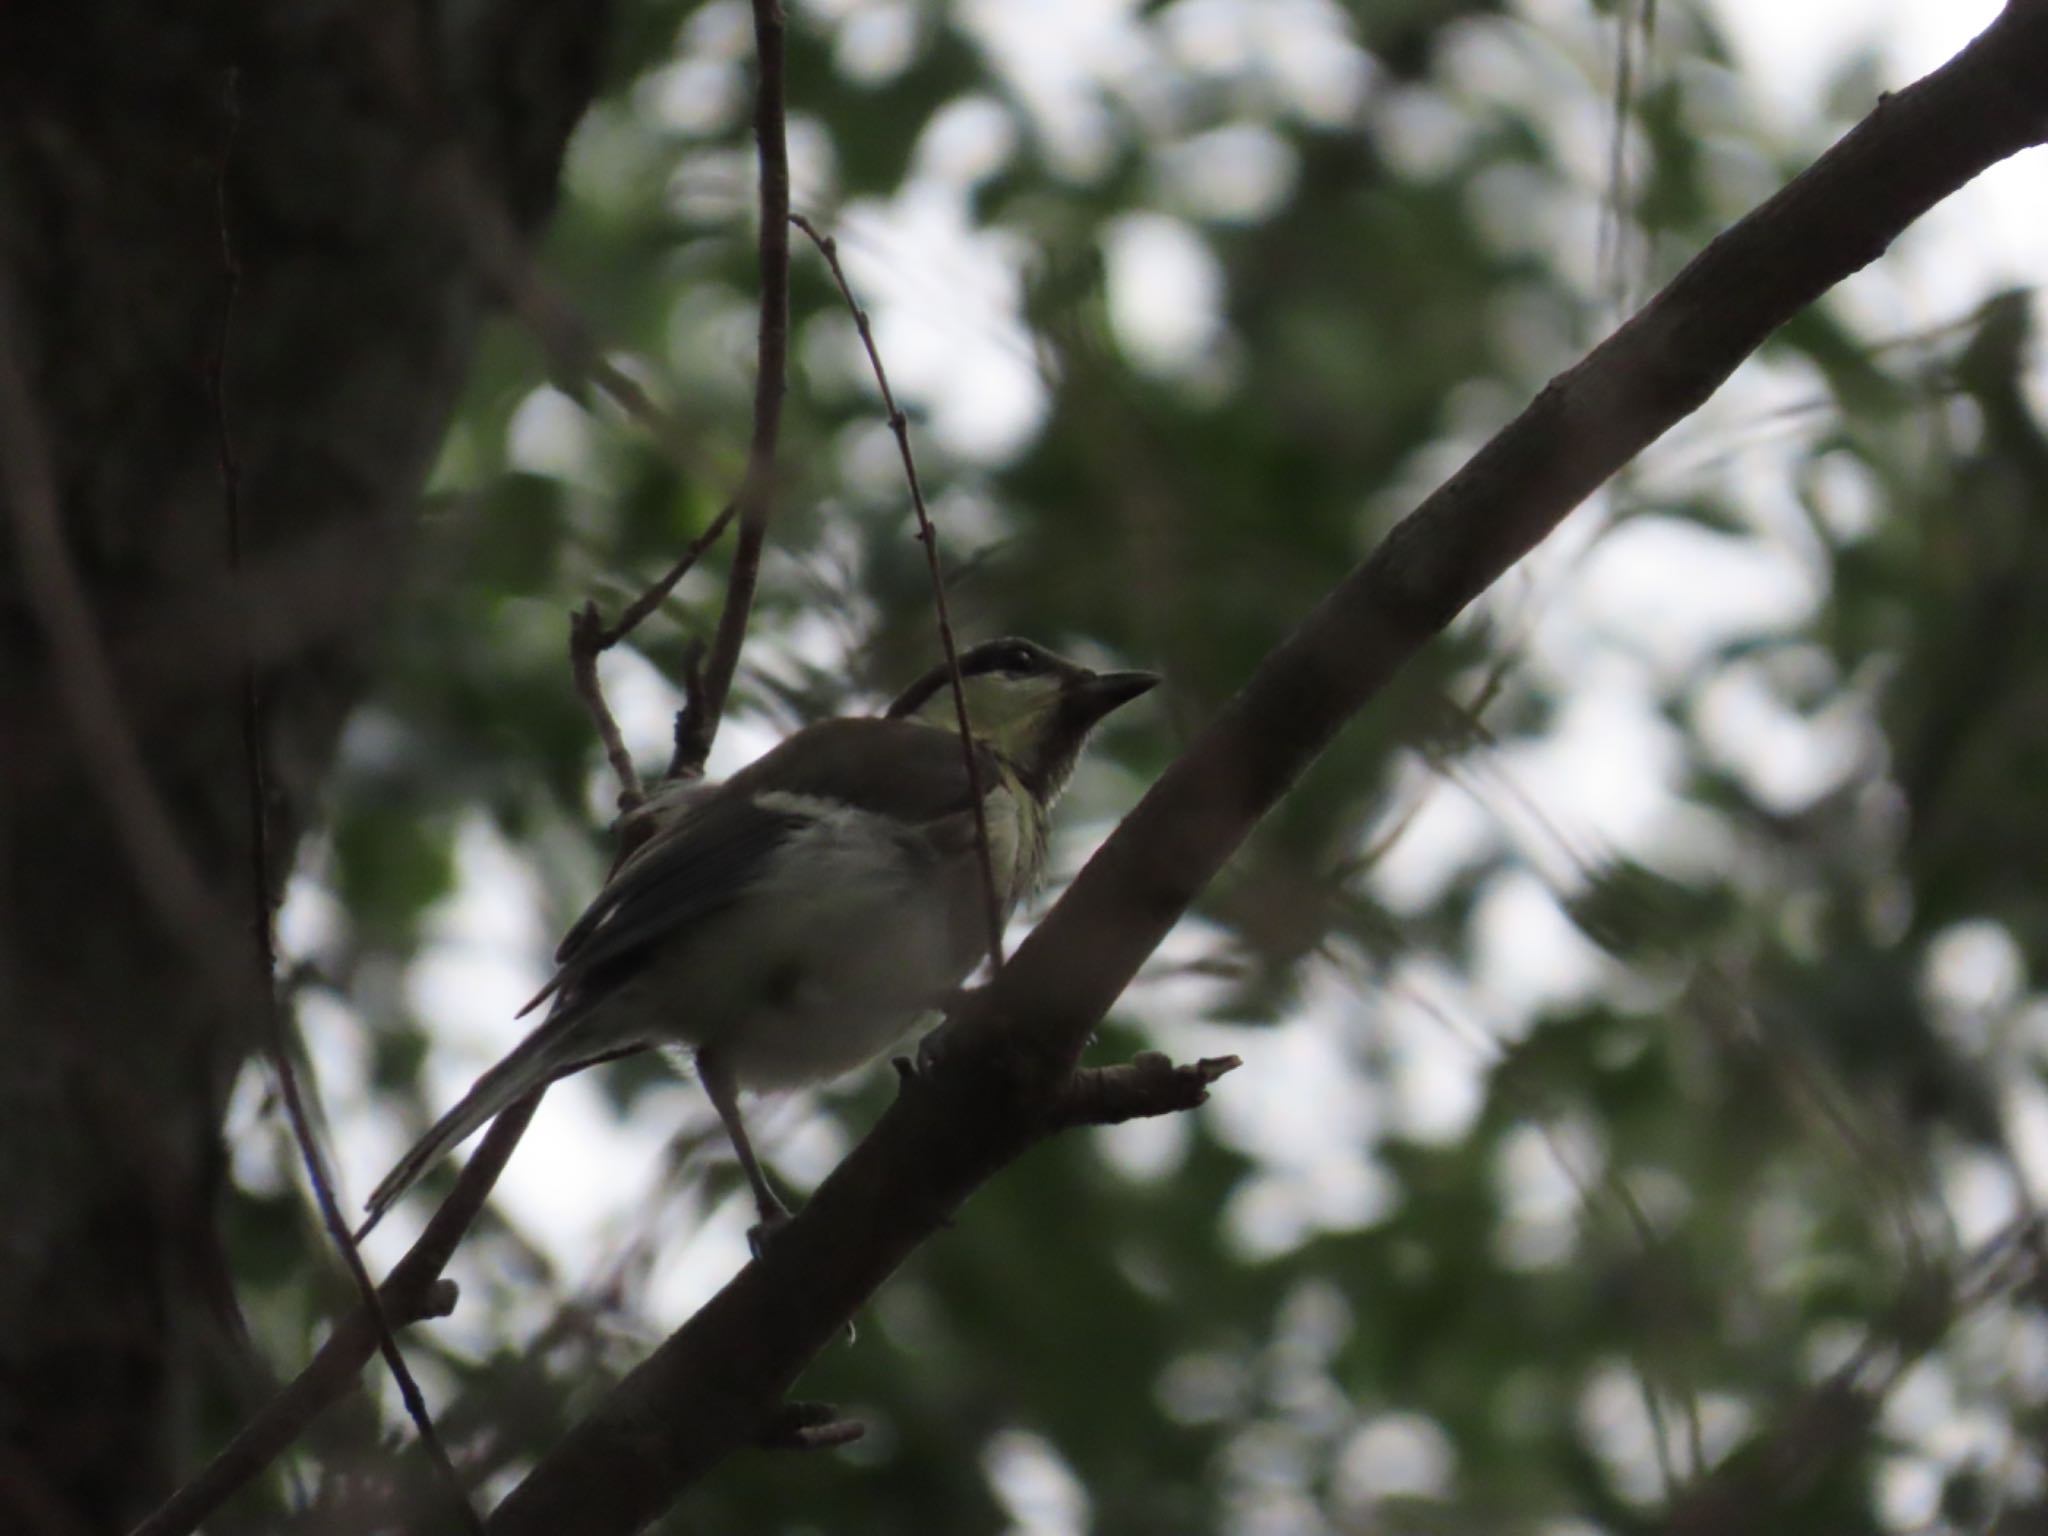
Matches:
[[962, 639, 1044, 678]]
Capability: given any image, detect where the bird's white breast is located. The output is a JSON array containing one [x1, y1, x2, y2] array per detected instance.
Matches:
[[645, 792, 1015, 1091], [977, 771, 1045, 908]]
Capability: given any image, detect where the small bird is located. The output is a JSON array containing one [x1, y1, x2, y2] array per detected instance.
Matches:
[[359, 637, 1157, 1239]]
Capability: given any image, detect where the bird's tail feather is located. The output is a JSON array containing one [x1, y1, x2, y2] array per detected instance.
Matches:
[[356, 1014, 588, 1240]]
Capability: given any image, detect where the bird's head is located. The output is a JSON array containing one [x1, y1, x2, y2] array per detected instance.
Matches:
[[886, 637, 1158, 798]]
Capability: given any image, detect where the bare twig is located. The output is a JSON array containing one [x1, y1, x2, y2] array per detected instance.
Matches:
[[566, 502, 740, 816], [790, 211, 1008, 970], [127, 1095, 542, 1536], [1599, 0, 1653, 313], [208, 71, 478, 1533], [1054, 1051, 1242, 1129], [756, 1402, 865, 1453], [598, 501, 740, 651], [666, 637, 712, 783], [132, 1285, 461, 1536], [569, 601, 644, 810], [409, 71, 753, 806], [403, 10, 775, 801], [558, 0, 792, 826], [676, 0, 792, 777]]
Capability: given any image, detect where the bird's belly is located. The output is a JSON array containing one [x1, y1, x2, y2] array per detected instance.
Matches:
[[716, 934, 953, 1089], [645, 816, 980, 1090]]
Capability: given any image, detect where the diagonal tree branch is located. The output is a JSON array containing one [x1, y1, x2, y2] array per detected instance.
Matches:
[[481, 7, 2048, 1531]]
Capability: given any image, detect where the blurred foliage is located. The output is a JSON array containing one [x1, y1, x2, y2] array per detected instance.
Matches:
[[214, 2, 2048, 1533]]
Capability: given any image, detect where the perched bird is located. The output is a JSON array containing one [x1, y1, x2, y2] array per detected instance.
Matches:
[[359, 638, 1157, 1239]]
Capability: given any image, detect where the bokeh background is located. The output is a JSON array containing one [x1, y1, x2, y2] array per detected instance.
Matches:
[[217, 0, 2048, 1529]]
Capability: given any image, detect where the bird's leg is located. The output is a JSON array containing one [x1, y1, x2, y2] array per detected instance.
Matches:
[[905, 986, 979, 1079], [696, 1045, 791, 1256], [697, 1048, 855, 1341]]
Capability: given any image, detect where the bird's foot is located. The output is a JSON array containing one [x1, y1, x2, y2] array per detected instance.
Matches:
[[746, 1202, 794, 1261], [893, 986, 982, 1086], [745, 1207, 857, 1343], [907, 1013, 971, 1080]]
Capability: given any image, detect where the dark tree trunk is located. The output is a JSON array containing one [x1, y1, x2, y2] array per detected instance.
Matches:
[[0, 3, 608, 1527]]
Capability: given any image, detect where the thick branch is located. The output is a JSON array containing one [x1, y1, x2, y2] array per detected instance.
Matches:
[[485, 7, 2048, 1533], [971, 3, 2048, 1078]]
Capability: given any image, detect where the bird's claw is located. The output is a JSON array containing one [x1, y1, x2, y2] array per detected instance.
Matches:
[[747, 1206, 794, 1261], [745, 1210, 857, 1343], [910, 1015, 968, 1079]]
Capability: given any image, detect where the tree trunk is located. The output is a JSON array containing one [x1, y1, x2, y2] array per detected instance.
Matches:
[[0, 3, 607, 1526]]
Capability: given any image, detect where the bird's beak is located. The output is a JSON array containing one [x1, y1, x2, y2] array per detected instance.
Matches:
[[1071, 668, 1159, 724]]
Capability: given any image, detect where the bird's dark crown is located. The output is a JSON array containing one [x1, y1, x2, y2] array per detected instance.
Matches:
[[882, 637, 1156, 800], [885, 637, 1080, 719]]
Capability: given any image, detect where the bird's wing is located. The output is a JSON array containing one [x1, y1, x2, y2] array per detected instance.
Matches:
[[525, 718, 997, 1017], [538, 793, 812, 998], [721, 716, 998, 826]]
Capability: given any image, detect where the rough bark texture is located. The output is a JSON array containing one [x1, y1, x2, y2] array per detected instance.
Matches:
[[0, 2, 608, 1527]]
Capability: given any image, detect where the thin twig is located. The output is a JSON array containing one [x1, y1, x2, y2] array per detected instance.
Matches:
[[565, 502, 740, 816], [756, 1401, 866, 1453], [599, 501, 740, 650], [790, 212, 1007, 969], [1054, 1052, 1241, 1129], [677, 0, 791, 777], [408, 29, 761, 797], [570, 601, 644, 810], [209, 72, 478, 1533], [127, 1096, 542, 1536], [433, 136, 745, 814], [665, 636, 712, 784], [1599, 0, 1642, 314]]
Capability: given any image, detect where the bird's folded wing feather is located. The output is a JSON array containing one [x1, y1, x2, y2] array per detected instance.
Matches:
[[722, 716, 996, 823], [525, 718, 995, 1017], [516, 796, 810, 1017]]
